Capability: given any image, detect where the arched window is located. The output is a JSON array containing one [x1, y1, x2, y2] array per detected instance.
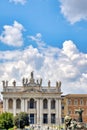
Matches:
[[8, 99, 13, 109], [16, 99, 21, 109], [43, 99, 48, 109], [51, 99, 55, 109], [29, 98, 35, 109]]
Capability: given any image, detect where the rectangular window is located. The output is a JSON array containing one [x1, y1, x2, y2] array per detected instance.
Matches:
[[43, 114, 48, 124], [68, 99, 71, 105], [30, 114, 34, 124], [61, 105, 64, 110], [80, 99, 84, 105], [62, 118, 64, 123], [51, 114, 55, 124], [74, 99, 78, 105]]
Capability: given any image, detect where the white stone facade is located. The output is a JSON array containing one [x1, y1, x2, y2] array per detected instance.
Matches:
[[2, 72, 62, 125]]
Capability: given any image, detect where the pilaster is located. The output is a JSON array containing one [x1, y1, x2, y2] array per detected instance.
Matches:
[[13, 98, 16, 116], [56, 99, 59, 124], [48, 98, 51, 124], [25, 98, 28, 113], [21, 98, 25, 112], [40, 98, 43, 125], [58, 99, 61, 124], [36, 98, 40, 124], [6, 98, 8, 112]]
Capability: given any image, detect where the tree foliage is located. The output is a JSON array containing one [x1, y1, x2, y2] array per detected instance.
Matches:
[[0, 112, 13, 130], [14, 112, 29, 129]]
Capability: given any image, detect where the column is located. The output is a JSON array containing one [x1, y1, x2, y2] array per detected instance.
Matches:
[[36, 98, 40, 124], [25, 98, 28, 113], [6, 98, 8, 112], [21, 98, 25, 112], [58, 99, 61, 124], [13, 98, 16, 116], [56, 99, 59, 125], [40, 98, 43, 125], [34, 114, 37, 124], [3, 98, 6, 112], [48, 98, 51, 124]]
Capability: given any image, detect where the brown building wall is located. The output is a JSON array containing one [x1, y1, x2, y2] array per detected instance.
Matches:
[[61, 94, 87, 123]]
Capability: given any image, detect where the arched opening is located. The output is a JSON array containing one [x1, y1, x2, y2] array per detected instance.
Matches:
[[8, 98, 13, 109], [51, 99, 55, 109], [16, 99, 21, 109], [43, 99, 48, 109], [29, 98, 36, 109]]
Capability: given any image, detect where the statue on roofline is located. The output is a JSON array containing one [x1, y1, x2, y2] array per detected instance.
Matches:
[[56, 81, 58, 87], [2, 80, 5, 87], [31, 71, 34, 79], [48, 80, 51, 87], [2, 80, 8, 87], [40, 78, 42, 86], [22, 77, 25, 85], [12, 80, 16, 87]]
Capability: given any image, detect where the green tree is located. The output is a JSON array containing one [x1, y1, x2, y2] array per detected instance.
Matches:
[[0, 112, 14, 130], [14, 112, 29, 129]]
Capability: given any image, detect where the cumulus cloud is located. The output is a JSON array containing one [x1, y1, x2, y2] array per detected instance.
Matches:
[[0, 38, 87, 94], [9, 0, 27, 5], [60, 0, 87, 24], [0, 21, 24, 47]]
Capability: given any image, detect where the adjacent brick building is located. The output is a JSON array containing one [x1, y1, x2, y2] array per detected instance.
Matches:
[[61, 94, 87, 123]]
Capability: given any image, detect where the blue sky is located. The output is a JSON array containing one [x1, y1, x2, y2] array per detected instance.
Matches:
[[0, 0, 87, 95]]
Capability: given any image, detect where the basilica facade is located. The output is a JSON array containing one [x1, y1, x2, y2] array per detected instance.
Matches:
[[2, 72, 62, 125]]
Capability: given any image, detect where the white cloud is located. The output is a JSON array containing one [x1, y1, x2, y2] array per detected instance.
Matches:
[[0, 38, 87, 94], [0, 21, 24, 47], [60, 0, 87, 24], [29, 33, 46, 48], [9, 0, 27, 5], [62, 40, 79, 60]]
